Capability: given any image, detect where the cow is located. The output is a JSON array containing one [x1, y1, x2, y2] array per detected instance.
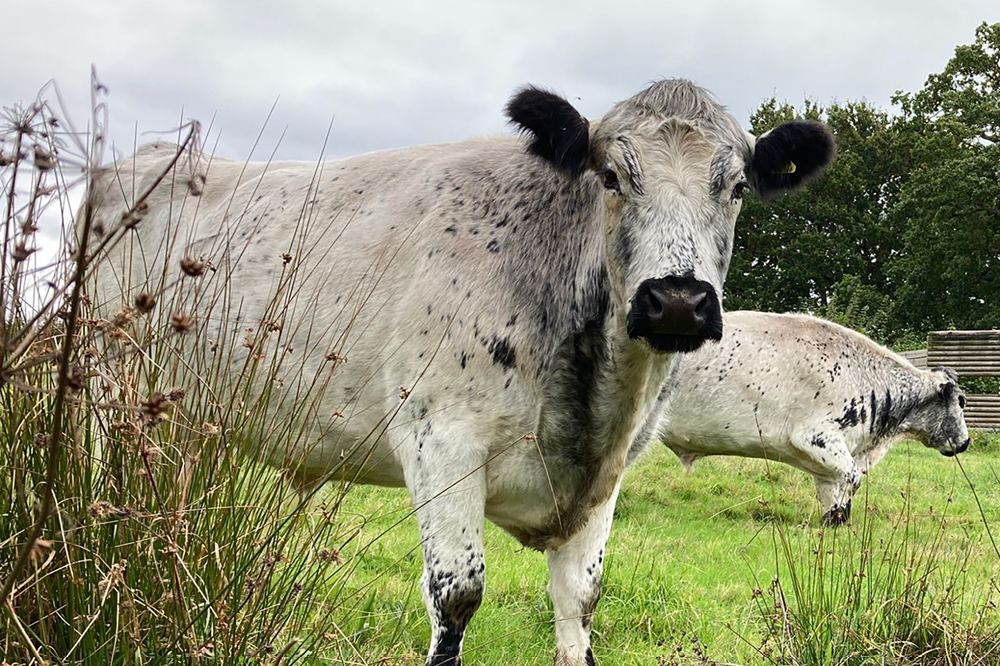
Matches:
[[649, 311, 970, 526], [86, 80, 835, 665]]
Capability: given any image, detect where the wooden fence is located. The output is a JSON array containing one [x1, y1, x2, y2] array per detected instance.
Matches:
[[901, 330, 1000, 430]]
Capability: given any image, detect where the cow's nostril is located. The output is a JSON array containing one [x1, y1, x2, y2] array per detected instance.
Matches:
[[645, 289, 664, 318], [690, 291, 709, 322]]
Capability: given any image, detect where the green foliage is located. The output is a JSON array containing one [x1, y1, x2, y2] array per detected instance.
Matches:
[[820, 274, 893, 341], [961, 376, 1000, 394], [889, 143, 1000, 334]]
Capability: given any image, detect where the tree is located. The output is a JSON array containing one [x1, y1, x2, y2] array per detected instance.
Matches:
[[889, 21, 1000, 335], [889, 144, 1000, 333], [895, 21, 1000, 148]]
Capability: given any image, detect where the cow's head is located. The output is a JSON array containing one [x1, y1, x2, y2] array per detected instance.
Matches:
[[912, 367, 971, 456], [506, 79, 835, 353]]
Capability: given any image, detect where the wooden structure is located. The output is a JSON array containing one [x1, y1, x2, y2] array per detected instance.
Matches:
[[901, 331, 1000, 430], [899, 348, 927, 369]]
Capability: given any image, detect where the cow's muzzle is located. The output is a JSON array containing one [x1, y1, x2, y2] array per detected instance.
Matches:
[[941, 437, 971, 457], [627, 275, 723, 353]]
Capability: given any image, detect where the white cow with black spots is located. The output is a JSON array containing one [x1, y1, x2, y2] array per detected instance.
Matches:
[[86, 82, 834, 665], [652, 312, 970, 525]]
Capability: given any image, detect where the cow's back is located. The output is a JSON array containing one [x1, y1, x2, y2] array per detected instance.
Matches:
[[658, 311, 918, 458], [84, 136, 604, 491]]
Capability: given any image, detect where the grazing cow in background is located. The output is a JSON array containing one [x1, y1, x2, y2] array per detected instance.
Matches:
[[87, 81, 834, 665], [650, 312, 970, 525]]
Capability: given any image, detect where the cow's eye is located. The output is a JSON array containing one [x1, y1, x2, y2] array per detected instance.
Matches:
[[732, 181, 749, 201], [601, 168, 621, 194]]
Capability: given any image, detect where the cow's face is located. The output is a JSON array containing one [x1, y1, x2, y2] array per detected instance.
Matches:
[[506, 80, 835, 354], [914, 368, 971, 456]]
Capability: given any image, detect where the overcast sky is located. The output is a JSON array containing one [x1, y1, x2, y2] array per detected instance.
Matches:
[[3, 0, 999, 263]]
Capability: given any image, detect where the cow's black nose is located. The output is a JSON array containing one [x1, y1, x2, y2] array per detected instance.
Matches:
[[642, 283, 711, 336], [958, 438, 970, 454], [627, 275, 723, 353]]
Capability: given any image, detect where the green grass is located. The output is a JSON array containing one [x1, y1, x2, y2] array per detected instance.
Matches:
[[327, 434, 1000, 665]]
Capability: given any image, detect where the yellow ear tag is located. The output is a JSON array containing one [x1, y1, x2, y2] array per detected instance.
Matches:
[[779, 161, 797, 174]]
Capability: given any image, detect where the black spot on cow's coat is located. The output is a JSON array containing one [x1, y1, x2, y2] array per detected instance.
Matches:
[[811, 435, 826, 449], [488, 336, 517, 371], [875, 389, 894, 437], [836, 397, 861, 429], [444, 225, 458, 235], [486, 240, 500, 254], [586, 648, 596, 666]]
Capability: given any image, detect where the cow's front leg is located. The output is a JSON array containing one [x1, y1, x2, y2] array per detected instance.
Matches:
[[795, 431, 861, 527], [406, 437, 487, 666], [547, 482, 621, 666]]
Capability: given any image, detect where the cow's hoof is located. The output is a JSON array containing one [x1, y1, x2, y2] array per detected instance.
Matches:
[[821, 504, 850, 527]]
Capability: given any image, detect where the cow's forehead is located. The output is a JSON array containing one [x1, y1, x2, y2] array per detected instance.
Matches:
[[597, 78, 748, 148]]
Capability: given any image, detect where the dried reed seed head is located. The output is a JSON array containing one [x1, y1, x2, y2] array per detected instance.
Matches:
[[111, 307, 136, 328], [187, 173, 206, 196], [282, 252, 293, 265], [33, 432, 51, 448], [0, 152, 14, 167], [107, 326, 130, 343], [170, 312, 193, 333], [203, 421, 221, 437], [317, 549, 344, 564], [11, 242, 36, 262], [133, 293, 157, 314], [166, 387, 186, 402], [141, 392, 172, 424], [88, 500, 117, 519], [180, 257, 206, 277], [66, 365, 86, 392], [121, 201, 149, 229], [98, 561, 127, 596], [32, 145, 56, 171]]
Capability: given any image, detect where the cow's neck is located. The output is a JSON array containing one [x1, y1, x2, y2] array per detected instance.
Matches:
[[522, 285, 675, 549], [858, 373, 931, 448], [586, 308, 675, 499]]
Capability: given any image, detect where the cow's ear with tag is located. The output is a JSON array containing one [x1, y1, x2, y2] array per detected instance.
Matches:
[[505, 86, 590, 176], [750, 120, 835, 200]]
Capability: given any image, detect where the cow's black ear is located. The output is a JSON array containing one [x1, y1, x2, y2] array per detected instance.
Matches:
[[751, 120, 835, 200], [505, 86, 590, 175]]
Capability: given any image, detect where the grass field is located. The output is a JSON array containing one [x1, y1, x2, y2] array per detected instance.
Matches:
[[327, 436, 1000, 665]]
